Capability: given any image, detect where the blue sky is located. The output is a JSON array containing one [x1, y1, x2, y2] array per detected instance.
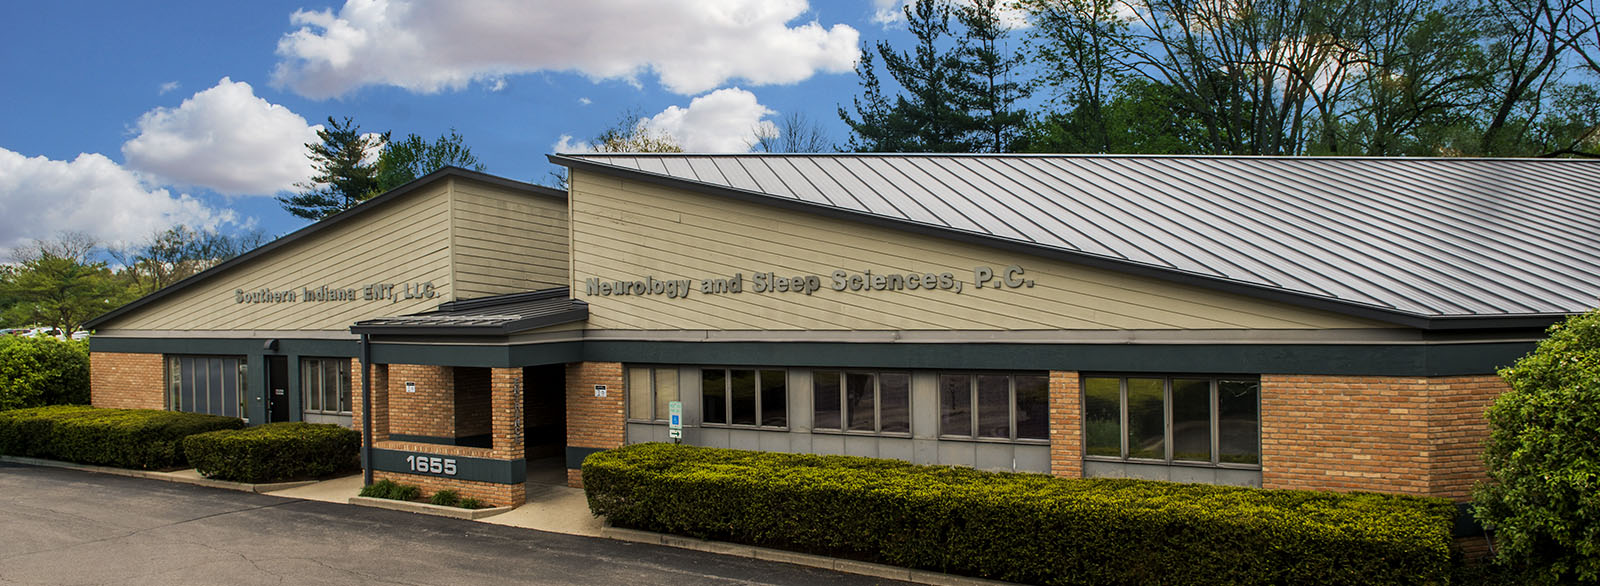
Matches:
[[0, 1, 931, 250]]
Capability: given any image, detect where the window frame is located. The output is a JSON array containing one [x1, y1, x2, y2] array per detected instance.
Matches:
[[811, 370, 912, 437], [936, 371, 1051, 444], [300, 357, 353, 416], [165, 354, 247, 418], [1080, 374, 1261, 470], [625, 366, 680, 422], [699, 367, 789, 430]]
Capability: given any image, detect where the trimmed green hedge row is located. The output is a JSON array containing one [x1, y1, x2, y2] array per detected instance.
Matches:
[[0, 405, 242, 469], [583, 443, 1457, 586], [184, 422, 359, 483]]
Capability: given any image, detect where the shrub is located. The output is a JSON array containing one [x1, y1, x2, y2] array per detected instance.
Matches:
[[183, 422, 359, 483], [584, 443, 1457, 586], [359, 479, 421, 501], [1474, 310, 1600, 585], [458, 497, 484, 510], [0, 336, 88, 410], [429, 489, 461, 507], [0, 405, 241, 469]]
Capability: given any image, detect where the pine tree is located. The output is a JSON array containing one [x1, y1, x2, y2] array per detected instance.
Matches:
[[840, 0, 973, 152], [277, 117, 385, 220], [953, 0, 1030, 152]]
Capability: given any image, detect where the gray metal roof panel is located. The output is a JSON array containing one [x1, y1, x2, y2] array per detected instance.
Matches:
[[555, 153, 1600, 320], [351, 288, 587, 335]]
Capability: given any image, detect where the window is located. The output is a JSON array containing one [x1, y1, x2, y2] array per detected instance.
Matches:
[[938, 373, 1050, 441], [1082, 375, 1260, 466], [626, 367, 679, 421], [301, 358, 352, 415], [166, 355, 246, 418], [813, 371, 910, 434], [701, 368, 787, 428]]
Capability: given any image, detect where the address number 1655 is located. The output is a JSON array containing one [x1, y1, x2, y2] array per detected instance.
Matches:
[[405, 455, 457, 476]]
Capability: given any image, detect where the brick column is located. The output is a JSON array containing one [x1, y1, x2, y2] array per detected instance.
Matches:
[[351, 360, 390, 439], [90, 352, 165, 410], [565, 362, 625, 488], [1427, 375, 1509, 501], [491, 367, 525, 461], [1048, 370, 1083, 478], [1260, 374, 1432, 494]]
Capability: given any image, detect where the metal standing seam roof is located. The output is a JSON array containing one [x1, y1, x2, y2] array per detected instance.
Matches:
[[553, 153, 1600, 327], [350, 288, 587, 335]]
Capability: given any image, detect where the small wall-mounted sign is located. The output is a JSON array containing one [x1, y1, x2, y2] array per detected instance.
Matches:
[[405, 381, 417, 393], [593, 384, 607, 398]]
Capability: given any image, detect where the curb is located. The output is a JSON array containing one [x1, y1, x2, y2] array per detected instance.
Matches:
[[598, 525, 1015, 586], [347, 496, 512, 520], [0, 456, 318, 493]]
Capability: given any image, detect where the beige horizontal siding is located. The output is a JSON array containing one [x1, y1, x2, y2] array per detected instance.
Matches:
[[569, 172, 1391, 332], [100, 184, 457, 332], [450, 177, 569, 300]]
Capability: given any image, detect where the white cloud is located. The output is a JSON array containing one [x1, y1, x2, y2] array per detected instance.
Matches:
[[158, 81, 180, 95], [871, 0, 1030, 29], [0, 148, 235, 249], [642, 88, 776, 152], [271, 0, 860, 98], [122, 78, 321, 196], [578, 97, 591, 106]]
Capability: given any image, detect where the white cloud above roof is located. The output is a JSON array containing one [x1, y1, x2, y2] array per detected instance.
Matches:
[[271, 0, 860, 98], [643, 88, 777, 153], [122, 78, 321, 196], [0, 148, 234, 249]]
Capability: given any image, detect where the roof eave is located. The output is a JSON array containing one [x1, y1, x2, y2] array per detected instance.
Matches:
[[348, 306, 589, 337]]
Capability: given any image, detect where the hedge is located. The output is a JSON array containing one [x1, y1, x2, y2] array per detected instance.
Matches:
[[184, 422, 360, 483], [0, 336, 89, 410], [0, 405, 242, 469], [583, 443, 1458, 586]]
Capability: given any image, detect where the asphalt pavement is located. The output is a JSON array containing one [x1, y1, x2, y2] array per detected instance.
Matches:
[[0, 461, 909, 585]]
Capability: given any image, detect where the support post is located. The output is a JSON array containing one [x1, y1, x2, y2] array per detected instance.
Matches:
[[361, 333, 373, 487]]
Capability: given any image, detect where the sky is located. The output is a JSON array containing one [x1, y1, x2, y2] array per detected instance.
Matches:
[[0, 0, 933, 252]]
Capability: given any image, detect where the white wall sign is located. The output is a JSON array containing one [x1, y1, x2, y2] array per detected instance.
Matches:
[[405, 381, 417, 393], [594, 384, 607, 398]]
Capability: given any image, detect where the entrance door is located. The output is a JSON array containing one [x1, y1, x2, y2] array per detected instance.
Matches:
[[266, 356, 290, 423]]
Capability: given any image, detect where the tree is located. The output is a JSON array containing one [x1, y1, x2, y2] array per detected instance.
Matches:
[[373, 128, 487, 194], [1474, 310, 1600, 584], [751, 111, 834, 153], [546, 112, 685, 190], [1021, 0, 1131, 153], [840, 0, 974, 152], [1, 233, 128, 337], [109, 226, 268, 296], [278, 117, 385, 220], [953, 0, 1031, 152]]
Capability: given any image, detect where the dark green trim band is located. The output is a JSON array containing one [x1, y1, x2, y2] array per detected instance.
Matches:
[[90, 337, 357, 358], [566, 446, 609, 470], [582, 340, 1534, 377], [369, 341, 582, 367], [367, 448, 526, 484]]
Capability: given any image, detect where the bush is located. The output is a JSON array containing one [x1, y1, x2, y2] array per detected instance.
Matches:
[[584, 443, 1457, 586], [359, 479, 422, 501], [429, 489, 461, 507], [0, 405, 242, 469], [0, 336, 88, 410], [1474, 310, 1600, 585], [459, 497, 484, 510], [183, 422, 359, 483]]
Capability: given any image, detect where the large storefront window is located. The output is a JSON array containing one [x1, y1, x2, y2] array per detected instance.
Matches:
[[301, 357, 352, 415], [702, 368, 787, 428], [166, 355, 246, 418], [1083, 375, 1260, 466], [938, 373, 1049, 441], [813, 371, 910, 434], [626, 366, 679, 421]]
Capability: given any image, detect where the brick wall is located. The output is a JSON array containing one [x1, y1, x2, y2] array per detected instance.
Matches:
[[565, 361, 624, 487], [454, 367, 493, 439], [490, 367, 524, 460], [1260, 373, 1508, 500], [372, 470, 524, 508], [90, 352, 165, 410], [1048, 370, 1083, 478], [388, 364, 455, 437], [1428, 375, 1509, 501]]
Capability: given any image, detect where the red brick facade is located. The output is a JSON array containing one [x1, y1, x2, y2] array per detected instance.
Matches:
[[1259, 374, 1508, 500], [89, 352, 165, 410], [387, 364, 456, 438], [564, 362, 625, 487], [373, 470, 523, 506], [351, 361, 389, 442], [1048, 370, 1083, 478]]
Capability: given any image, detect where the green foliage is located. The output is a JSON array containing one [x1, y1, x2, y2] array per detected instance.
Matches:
[[584, 443, 1456, 586], [360, 479, 407, 499], [373, 129, 486, 194], [108, 225, 266, 296], [1, 233, 129, 335], [428, 489, 462, 507], [1474, 310, 1600, 585], [182, 422, 359, 483], [0, 405, 242, 469], [0, 336, 89, 410], [458, 497, 484, 510], [278, 116, 385, 220]]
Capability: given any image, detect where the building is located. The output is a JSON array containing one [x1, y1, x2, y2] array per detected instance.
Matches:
[[87, 155, 1600, 511]]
